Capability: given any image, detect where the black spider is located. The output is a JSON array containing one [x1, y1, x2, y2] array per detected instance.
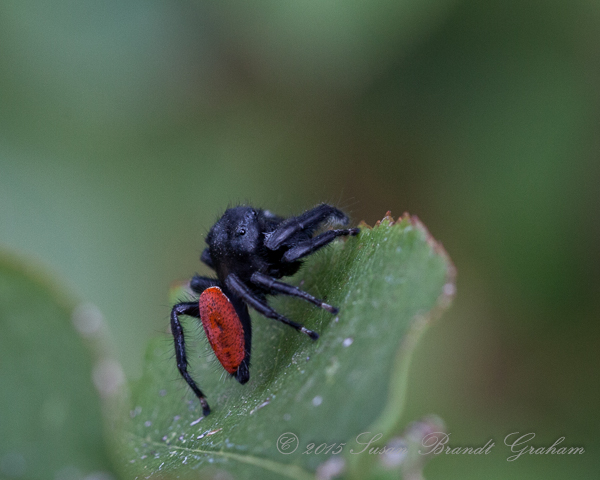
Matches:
[[170, 203, 359, 415]]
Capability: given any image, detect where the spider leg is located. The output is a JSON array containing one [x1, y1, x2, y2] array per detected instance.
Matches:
[[282, 227, 360, 263], [227, 294, 252, 384], [189, 275, 219, 295], [170, 301, 211, 416], [225, 273, 319, 340], [200, 248, 215, 270], [250, 271, 338, 314], [265, 204, 349, 250]]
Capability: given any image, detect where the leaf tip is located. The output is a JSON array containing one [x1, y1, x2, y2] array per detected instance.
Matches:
[[359, 211, 457, 312]]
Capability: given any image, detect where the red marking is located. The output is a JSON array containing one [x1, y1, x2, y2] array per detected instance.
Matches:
[[198, 287, 245, 374]]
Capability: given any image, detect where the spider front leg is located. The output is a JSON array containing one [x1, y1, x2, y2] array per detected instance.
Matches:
[[225, 273, 319, 340], [170, 301, 211, 416], [282, 227, 360, 263], [250, 271, 338, 314], [265, 203, 350, 250]]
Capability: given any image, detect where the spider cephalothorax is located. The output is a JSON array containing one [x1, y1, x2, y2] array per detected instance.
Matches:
[[170, 204, 359, 415]]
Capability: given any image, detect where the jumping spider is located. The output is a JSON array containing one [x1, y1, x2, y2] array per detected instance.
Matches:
[[170, 203, 359, 415]]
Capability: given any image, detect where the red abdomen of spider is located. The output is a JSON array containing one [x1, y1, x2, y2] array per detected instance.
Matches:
[[198, 286, 245, 375]]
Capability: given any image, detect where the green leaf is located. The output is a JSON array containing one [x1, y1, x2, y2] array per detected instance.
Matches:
[[119, 213, 455, 479], [0, 253, 116, 479]]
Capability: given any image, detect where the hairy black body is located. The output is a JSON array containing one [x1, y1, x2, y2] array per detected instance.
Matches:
[[170, 204, 359, 415]]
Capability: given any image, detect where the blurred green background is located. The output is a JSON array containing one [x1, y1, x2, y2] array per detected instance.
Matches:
[[1, 1, 598, 479]]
